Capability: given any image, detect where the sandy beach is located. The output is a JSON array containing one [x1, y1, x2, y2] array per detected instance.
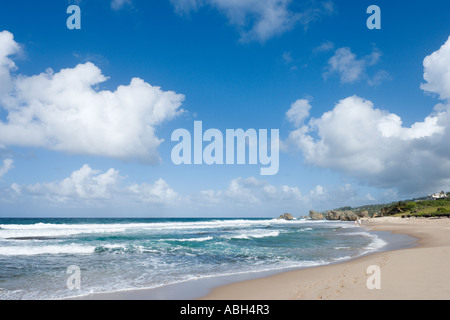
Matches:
[[200, 217, 450, 300]]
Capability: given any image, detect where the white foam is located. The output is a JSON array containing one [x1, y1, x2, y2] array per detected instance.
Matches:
[[366, 235, 387, 251], [0, 219, 305, 239], [224, 230, 280, 240], [336, 230, 388, 253], [0, 244, 96, 256], [160, 236, 213, 242]]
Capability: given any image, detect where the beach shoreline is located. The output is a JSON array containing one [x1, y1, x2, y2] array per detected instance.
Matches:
[[199, 217, 450, 300], [69, 216, 447, 300]]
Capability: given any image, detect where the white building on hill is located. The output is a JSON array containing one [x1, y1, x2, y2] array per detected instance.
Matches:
[[428, 192, 447, 200]]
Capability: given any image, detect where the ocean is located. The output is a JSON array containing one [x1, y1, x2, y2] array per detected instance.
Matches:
[[0, 217, 392, 300]]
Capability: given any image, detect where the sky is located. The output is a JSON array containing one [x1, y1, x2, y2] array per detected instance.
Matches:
[[0, 0, 450, 217]]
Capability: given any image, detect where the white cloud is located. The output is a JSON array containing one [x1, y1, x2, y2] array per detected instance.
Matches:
[[286, 93, 450, 194], [325, 47, 365, 83], [224, 177, 266, 204], [127, 179, 178, 204], [189, 177, 305, 208], [0, 31, 185, 164], [310, 184, 325, 197], [189, 177, 374, 214], [421, 36, 450, 100], [10, 182, 20, 194], [170, 0, 334, 42], [24, 164, 122, 202], [0, 158, 13, 178], [0, 31, 20, 97], [324, 46, 388, 85], [16, 164, 178, 205], [285, 37, 450, 196], [4, 166, 376, 214], [209, 176, 306, 205], [285, 99, 312, 127]]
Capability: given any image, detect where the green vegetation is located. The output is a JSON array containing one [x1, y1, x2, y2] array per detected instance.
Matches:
[[333, 203, 395, 217], [380, 198, 450, 217], [329, 195, 450, 218]]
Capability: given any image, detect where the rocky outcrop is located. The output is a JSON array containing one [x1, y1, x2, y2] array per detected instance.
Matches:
[[357, 210, 370, 218], [325, 210, 341, 220], [307, 208, 368, 221], [277, 213, 294, 220], [339, 211, 359, 221], [309, 210, 325, 220], [325, 210, 359, 221]]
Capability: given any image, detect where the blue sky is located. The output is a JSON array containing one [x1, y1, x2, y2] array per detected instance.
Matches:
[[1, 0, 450, 217]]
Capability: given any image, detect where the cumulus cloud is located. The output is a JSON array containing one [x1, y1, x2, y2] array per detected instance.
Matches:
[[285, 99, 312, 127], [190, 176, 374, 213], [24, 164, 122, 202], [5, 165, 373, 213], [191, 176, 304, 207], [15, 164, 178, 205], [0, 158, 13, 178], [0, 31, 185, 164], [325, 47, 365, 83], [0, 31, 20, 96], [127, 179, 178, 204], [421, 36, 450, 100], [324, 46, 389, 85], [12, 170, 301, 210], [225, 177, 296, 204], [170, 0, 334, 42], [286, 36, 450, 195], [201, 176, 329, 206], [286, 95, 450, 193]]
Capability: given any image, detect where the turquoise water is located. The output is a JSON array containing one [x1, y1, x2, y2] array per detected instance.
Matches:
[[0, 218, 386, 300]]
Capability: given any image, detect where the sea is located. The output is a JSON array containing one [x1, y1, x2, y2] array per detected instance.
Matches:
[[0, 217, 411, 300]]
